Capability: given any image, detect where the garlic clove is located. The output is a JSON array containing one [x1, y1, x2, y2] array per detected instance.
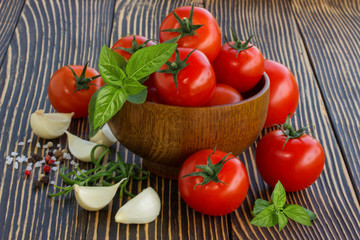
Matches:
[[65, 131, 104, 162], [115, 187, 161, 224], [30, 110, 74, 139], [73, 179, 125, 211], [90, 123, 117, 147]]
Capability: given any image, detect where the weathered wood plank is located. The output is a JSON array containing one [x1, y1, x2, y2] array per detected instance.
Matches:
[[292, 0, 360, 197], [0, 0, 25, 66], [206, 0, 360, 239], [0, 0, 115, 239]]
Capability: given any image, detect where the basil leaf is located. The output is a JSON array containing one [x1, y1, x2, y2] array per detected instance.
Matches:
[[250, 204, 278, 228], [277, 211, 288, 231], [252, 199, 272, 216], [127, 88, 148, 104], [99, 45, 127, 70], [283, 204, 312, 226], [93, 85, 127, 129], [271, 181, 286, 210], [123, 77, 147, 95], [99, 64, 126, 86], [88, 87, 102, 138], [303, 207, 317, 221], [126, 43, 177, 81]]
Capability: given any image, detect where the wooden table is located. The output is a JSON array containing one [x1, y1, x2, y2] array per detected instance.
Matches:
[[1, 0, 359, 239]]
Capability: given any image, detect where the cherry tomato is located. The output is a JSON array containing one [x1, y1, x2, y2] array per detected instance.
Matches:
[[264, 59, 299, 127], [112, 35, 155, 61], [255, 119, 325, 192], [205, 83, 243, 106], [212, 34, 264, 93], [154, 48, 216, 107], [178, 149, 249, 216], [159, 5, 221, 62], [48, 64, 104, 118]]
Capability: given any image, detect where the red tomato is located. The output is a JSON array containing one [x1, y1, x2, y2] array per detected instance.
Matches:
[[48, 65, 104, 118], [154, 48, 216, 107], [159, 5, 221, 62], [264, 60, 299, 126], [112, 35, 155, 61], [255, 121, 325, 192], [205, 83, 243, 106], [212, 40, 264, 93], [178, 149, 249, 216]]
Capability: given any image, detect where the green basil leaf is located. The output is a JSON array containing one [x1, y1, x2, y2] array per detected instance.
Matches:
[[126, 43, 177, 81], [277, 211, 288, 231], [283, 204, 312, 226], [303, 207, 317, 221], [88, 87, 102, 138], [252, 199, 272, 216], [99, 45, 127, 70], [123, 77, 147, 95], [93, 85, 127, 129], [250, 204, 278, 228], [271, 181, 287, 210], [127, 88, 148, 104], [99, 64, 126, 86]]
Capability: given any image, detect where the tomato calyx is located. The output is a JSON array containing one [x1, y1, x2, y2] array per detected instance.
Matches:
[[66, 62, 100, 93], [277, 114, 308, 149], [181, 147, 233, 189], [113, 35, 153, 55], [157, 48, 196, 92], [224, 27, 254, 57], [161, 3, 204, 43]]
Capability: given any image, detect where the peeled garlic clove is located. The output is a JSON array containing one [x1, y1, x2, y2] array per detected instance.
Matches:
[[74, 179, 125, 211], [90, 123, 117, 147], [66, 131, 104, 162], [115, 187, 161, 224], [30, 110, 74, 139]]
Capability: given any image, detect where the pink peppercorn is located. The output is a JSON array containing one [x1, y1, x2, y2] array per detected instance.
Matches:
[[43, 165, 51, 173], [24, 170, 31, 176]]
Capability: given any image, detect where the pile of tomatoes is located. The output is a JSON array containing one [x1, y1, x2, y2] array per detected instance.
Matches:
[[47, 4, 325, 217]]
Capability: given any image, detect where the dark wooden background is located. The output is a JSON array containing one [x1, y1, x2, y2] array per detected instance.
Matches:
[[0, 0, 359, 239]]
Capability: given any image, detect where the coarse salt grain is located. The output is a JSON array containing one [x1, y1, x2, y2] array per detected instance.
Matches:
[[36, 142, 41, 148], [28, 162, 33, 166], [6, 158, 13, 165], [27, 139, 32, 143], [74, 163, 79, 168], [34, 162, 42, 168], [70, 160, 76, 166], [11, 152, 18, 157], [18, 142, 25, 146], [57, 144, 61, 148], [54, 161, 60, 165], [51, 167, 58, 172], [43, 145, 48, 149], [51, 156, 56, 161], [40, 160, 46, 164], [26, 166, 32, 171], [14, 162, 19, 169], [50, 181, 55, 185]]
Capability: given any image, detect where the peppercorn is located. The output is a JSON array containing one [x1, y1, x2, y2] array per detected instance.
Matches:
[[24, 170, 31, 176], [33, 180, 41, 189], [28, 157, 36, 164], [45, 155, 51, 162], [35, 154, 42, 161], [48, 159, 55, 165], [40, 175, 49, 184], [54, 151, 62, 159], [43, 165, 51, 173]]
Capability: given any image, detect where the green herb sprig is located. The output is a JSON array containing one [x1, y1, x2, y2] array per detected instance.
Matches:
[[88, 43, 177, 137], [48, 145, 149, 198], [250, 181, 317, 231]]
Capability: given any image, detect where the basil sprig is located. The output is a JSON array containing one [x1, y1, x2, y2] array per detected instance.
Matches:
[[88, 43, 177, 137], [250, 181, 317, 231]]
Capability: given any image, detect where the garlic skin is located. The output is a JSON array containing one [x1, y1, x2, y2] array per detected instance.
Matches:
[[65, 131, 104, 162], [90, 123, 117, 147], [115, 187, 161, 224], [30, 110, 73, 139], [73, 180, 125, 211]]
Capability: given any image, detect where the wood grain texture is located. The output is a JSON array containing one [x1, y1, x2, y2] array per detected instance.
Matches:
[[292, 0, 360, 197], [206, 0, 360, 239], [0, 0, 25, 66], [0, 0, 115, 239]]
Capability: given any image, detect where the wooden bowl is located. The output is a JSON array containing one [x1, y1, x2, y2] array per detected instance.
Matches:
[[108, 73, 270, 179]]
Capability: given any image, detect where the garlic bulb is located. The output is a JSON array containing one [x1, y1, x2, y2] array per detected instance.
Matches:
[[115, 187, 161, 224], [74, 179, 125, 211], [90, 123, 117, 147], [30, 110, 73, 139], [65, 131, 104, 162]]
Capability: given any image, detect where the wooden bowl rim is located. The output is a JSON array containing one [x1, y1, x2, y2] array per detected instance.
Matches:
[[143, 72, 270, 109]]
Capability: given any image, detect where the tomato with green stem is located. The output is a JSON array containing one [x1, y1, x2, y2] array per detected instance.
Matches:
[[255, 115, 325, 192], [178, 148, 249, 216], [159, 3, 221, 62], [154, 48, 216, 107], [112, 35, 155, 61], [48, 63, 104, 118], [212, 28, 264, 93]]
